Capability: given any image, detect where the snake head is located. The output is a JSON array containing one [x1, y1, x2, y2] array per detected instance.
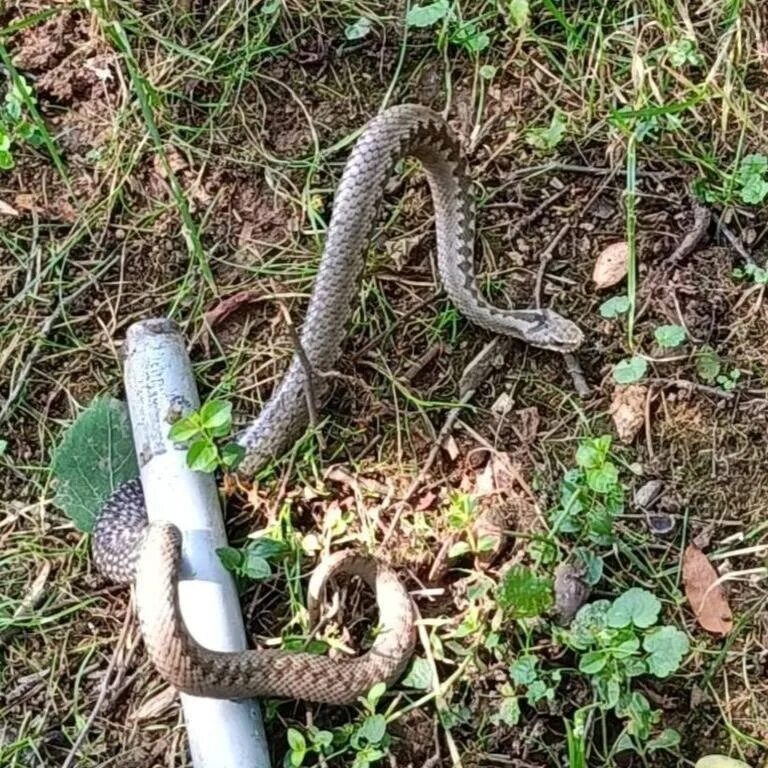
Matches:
[[518, 309, 585, 353]]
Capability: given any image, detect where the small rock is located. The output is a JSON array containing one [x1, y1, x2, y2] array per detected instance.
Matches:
[[553, 562, 591, 625], [634, 479, 664, 509]]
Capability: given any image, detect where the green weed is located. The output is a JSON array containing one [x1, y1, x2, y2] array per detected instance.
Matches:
[[168, 399, 245, 472]]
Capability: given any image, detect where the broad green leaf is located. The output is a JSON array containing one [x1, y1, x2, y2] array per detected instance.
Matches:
[[448, 540, 472, 558], [200, 399, 232, 431], [599, 295, 631, 318], [168, 413, 201, 442], [496, 565, 553, 618], [647, 728, 681, 752], [613, 356, 648, 384], [607, 588, 660, 629], [585, 461, 619, 493], [51, 396, 139, 532], [247, 537, 290, 562], [401, 657, 434, 689], [221, 442, 245, 469], [356, 714, 387, 745], [186, 439, 218, 472], [654, 324, 687, 348], [575, 436, 611, 469], [366, 681, 387, 708], [696, 757, 754, 768], [737, 154, 768, 205], [242, 552, 271, 580], [345, 16, 372, 39], [643, 625, 689, 677], [217, 546, 243, 572], [406, 0, 449, 28], [493, 693, 521, 726], [0, 149, 15, 170], [579, 650, 608, 674]]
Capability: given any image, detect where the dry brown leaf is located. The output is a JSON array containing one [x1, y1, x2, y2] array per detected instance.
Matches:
[[610, 384, 647, 443], [0, 199, 19, 216], [683, 544, 733, 635], [593, 241, 629, 288]]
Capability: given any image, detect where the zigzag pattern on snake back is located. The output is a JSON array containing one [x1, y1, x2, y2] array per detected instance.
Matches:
[[91, 104, 584, 705]]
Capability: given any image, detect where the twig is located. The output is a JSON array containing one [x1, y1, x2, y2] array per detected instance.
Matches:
[[713, 212, 754, 264], [563, 352, 590, 397], [533, 221, 571, 308], [62, 602, 133, 768], [507, 186, 569, 241], [668, 201, 711, 266], [650, 377, 734, 400], [278, 303, 322, 437]]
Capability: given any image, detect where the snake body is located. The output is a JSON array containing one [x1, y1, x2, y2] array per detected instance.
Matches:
[[92, 105, 583, 705]]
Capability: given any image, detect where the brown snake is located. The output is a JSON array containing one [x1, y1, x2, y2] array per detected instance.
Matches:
[[92, 104, 583, 705]]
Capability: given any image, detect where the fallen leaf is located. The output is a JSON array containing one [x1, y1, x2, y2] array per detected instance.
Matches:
[[609, 384, 647, 443], [201, 290, 265, 355], [0, 199, 19, 216], [204, 290, 264, 328], [593, 241, 629, 288], [682, 544, 733, 635]]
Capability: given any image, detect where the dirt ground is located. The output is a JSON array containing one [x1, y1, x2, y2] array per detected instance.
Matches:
[[2, 2, 768, 767]]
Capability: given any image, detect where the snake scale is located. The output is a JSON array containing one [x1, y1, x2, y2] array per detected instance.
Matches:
[[92, 104, 583, 705]]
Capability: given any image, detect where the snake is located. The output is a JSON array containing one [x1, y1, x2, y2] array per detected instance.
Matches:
[[91, 104, 584, 705]]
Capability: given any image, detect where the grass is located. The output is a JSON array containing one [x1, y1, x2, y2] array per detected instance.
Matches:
[[2, 0, 768, 766]]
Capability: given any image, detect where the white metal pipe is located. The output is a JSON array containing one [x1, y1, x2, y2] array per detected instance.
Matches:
[[123, 318, 271, 768]]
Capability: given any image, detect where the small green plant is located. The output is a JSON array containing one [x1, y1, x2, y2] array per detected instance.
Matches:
[[733, 262, 768, 285], [549, 436, 625, 545], [1, 78, 45, 170], [496, 565, 553, 618], [716, 367, 741, 391], [446, 492, 497, 559], [654, 324, 687, 349], [168, 399, 245, 472], [405, 1, 492, 55], [526, 110, 567, 151], [557, 588, 689, 756], [695, 153, 768, 206], [599, 295, 631, 319], [283, 683, 391, 767], [217, 535, 290, 582], [612, 355, 648, 384], [695, 345, 721, 383], [735, 154, 768, 205], [666, 38, 704, 68]]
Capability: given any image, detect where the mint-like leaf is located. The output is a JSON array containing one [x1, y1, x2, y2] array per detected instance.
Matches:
[[51, 397, 139, 532]]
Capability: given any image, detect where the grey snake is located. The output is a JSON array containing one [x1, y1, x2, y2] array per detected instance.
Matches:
[[92, 104, 583, 705]]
